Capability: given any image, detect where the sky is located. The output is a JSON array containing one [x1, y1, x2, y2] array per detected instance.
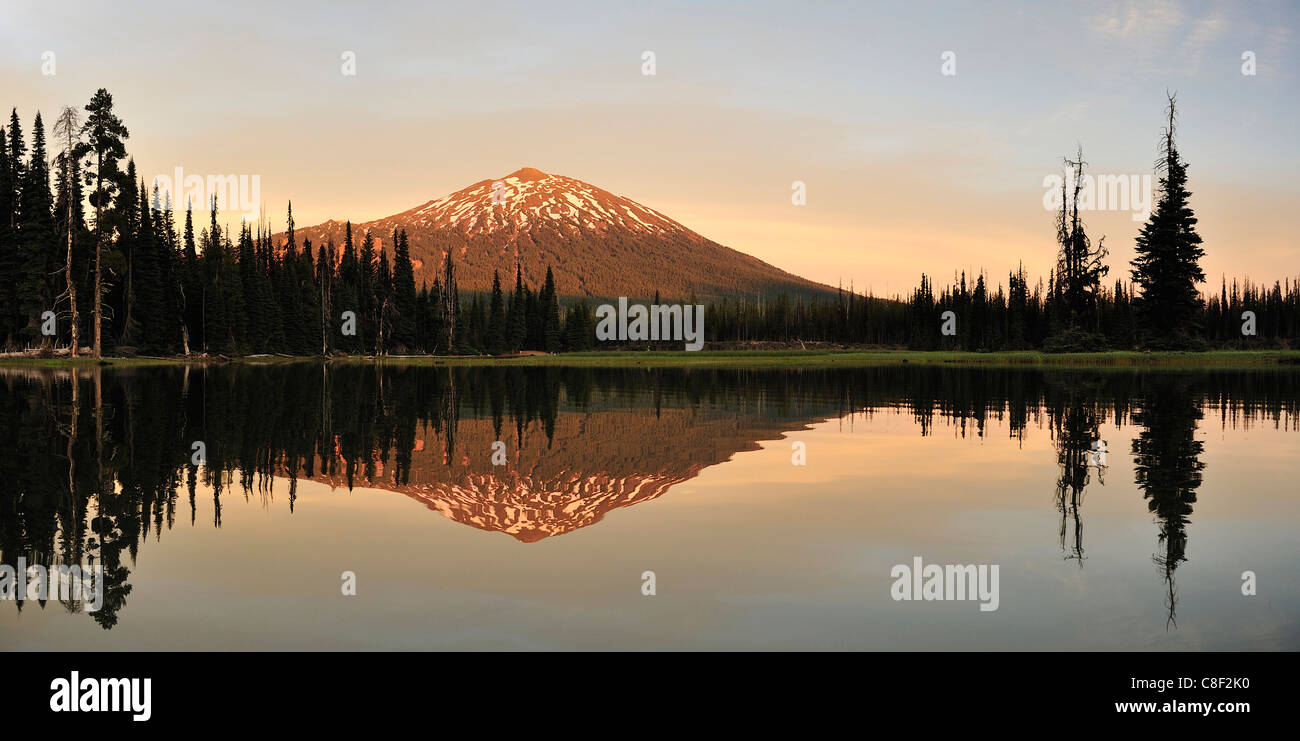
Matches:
[[1, 0, 1296, 295]]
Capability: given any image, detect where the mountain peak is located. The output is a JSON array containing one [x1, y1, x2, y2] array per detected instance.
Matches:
[[406, 168, 694, 240], [281, 169, 834, 301], [506, 167, 548, 181]]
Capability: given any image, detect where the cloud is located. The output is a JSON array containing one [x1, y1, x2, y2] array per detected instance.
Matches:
[[1088, 0, 1185, 43], [1178, 11, 1228, 72], [1087, 1, 1234, 76]]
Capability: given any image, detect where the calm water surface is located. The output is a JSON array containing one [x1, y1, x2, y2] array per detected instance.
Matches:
[[1, 363, 1296, 650]]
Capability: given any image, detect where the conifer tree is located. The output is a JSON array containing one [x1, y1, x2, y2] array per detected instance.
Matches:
[[359, 230, 376, 351], [487, 269, 505, 354], [0, 125, 9, 345], [17, 112, 57, 345], [541, 266, 561, 352], [297, 233, 321, 356], [391, 228, 416, 350], [238, 223, 270, 351], [132, 179, 171, 352], [114, 159, 142, 347], [375, 243, 392, 354], [180, 200, 201, 353], [78, 89, 129, 357], [506, 263, 525, 352], [276, 203, 303, 352], [337, 222, 361, 353], [0, 114, 23, 345], [316, 241, 333, 354], [442, 251, 457, 351], [1131, 94, 1206, 349]]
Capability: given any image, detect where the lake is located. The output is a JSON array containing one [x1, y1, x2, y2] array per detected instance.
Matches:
[[1, 362, 1296, 650]]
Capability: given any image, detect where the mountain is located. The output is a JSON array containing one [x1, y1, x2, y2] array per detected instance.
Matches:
[[303, 404, 826, 542], [278, 167, 835, 301]]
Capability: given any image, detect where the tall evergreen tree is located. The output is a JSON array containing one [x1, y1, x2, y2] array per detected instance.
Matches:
[[316, 241, 333, 355], [391, 228, 416, 350], [442, 251, 457, 351], [16, 112, 57, 345], [238, 223, 270, 351], [375, 243, 392, 354], [132, 178, 171, 352], [359, 230, 376, 351], [0, 114, 24, 346], [114, 160, 140, 347], [0, 125, 9, 345], [78, 89, 129, 357], [276, 204, 303, 353], [541, 266, 561, 352], [180, 200, 201, 353], [486, 269, 505, 354], [6, 109, 23, 219], [506, 263, 525, 352], [336, 222, 360, 353], [1130, 94, 1206, 349], [297, 232, 321, 357]]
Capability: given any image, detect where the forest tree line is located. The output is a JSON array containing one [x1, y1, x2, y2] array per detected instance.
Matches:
[[0, 90, 1295, 356]]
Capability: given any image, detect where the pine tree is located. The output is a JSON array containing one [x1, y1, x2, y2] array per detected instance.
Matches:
[[78, 89, 129, 357], [180, 201, 202, 352], [391, 228, 416, 350], [276, 203, 303, 352], [424, 279, 443, 353], [541, 266, 561, 352], [442, 251, 457, 351], [486, 269, 505, 354], [6, 110, 24, 218], [219, 226, 246, 352], [0, 125, 10, 346], [1130, 94, 1206, 349], [156, 188, 187, 354], [178, 200, 199, 353], [506, 263, 525, 351], [525, 287, 542, 349], [16, 112, 57, 346], [375, 243, 392, 354], [297, 234, 320, 356], [359, 230, 376, 352], [132, 179, 170, 352], [238, 223, 270, 351], [113, 159, 142, 347], [316, 242, 333, 354], [0, 114, 24, 346], [466, 293, 486, 353], [202, 197, 232, 353], [336, 222, 361, 353], [259, 224, 285, 350]]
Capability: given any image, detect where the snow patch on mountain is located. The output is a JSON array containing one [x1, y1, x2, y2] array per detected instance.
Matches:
[[406, 167, 691, 238]]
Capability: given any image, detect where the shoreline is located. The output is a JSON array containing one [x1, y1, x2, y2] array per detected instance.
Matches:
[[2, 349, 1297, 370]]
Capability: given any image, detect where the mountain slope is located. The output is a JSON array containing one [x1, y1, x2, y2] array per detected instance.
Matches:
[[302, 404, 826, 541], [280, 167, 835, 301]]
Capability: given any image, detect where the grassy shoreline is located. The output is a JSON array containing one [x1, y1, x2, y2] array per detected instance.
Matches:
[[1, 349, 1297, 369]]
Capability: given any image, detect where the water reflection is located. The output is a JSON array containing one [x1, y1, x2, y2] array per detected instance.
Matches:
[[1131, 375, 1206, 629], [0, 363, 1296, 635]]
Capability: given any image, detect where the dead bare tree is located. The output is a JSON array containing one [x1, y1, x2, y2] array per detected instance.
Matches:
[[52, 106, 81, 357], [1055, 146, 1110, 330]]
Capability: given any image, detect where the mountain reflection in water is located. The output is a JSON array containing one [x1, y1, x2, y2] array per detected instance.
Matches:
[[0, 363, 1296, 647]]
